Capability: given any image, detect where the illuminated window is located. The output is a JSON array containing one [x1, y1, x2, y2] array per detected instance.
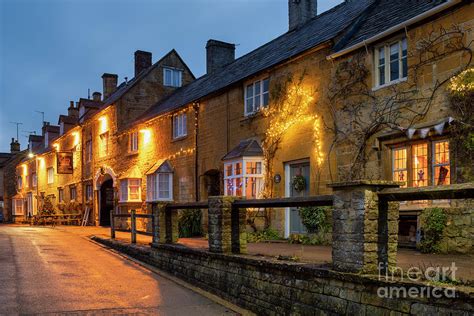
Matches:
[[85, 139, 92, 162], [129, 132, 138, 152], [25, 175, 29, 188], [120, 179, 141, 202], [224, 159, 263, 198], [147, 173, 172, 201], [85, 184, 93, 201], [412, 143, 428, 187], [13, 199, 24, 215], [70, 186, 77, 201], [392, 147, 407, 187], [245, 78, 269, 116], [163, 67, 182, 87], [433, 140, 450, 185], [99, 132, 109, 157], [173, 113, 187, 139], [47, 167, 54, 184], [58, 188, 64, 203], [374, 38, 407, 87]]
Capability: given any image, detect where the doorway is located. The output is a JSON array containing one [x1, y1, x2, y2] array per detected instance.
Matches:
[[285, 160, 310, 236], [99, 179, 114, 226]]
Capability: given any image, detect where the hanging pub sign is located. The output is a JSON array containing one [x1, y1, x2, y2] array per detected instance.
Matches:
[[57, 151, 74, 174]]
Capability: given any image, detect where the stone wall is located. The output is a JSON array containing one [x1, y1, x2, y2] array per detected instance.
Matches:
[[93, 236, 474, 316], [433, 205, 473, 254]]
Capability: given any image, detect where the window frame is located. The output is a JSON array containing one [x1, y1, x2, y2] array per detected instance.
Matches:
[[17, 176, 23, 190], [99, 132, 109, 158], [244, 78, 269, 116], [85, 184, 93, 201], [147, 172, 173, 202], [223, 158, 264, 198], [129, 131, 139, 153], [85, 139, 92, 162], [32, 172, 37, 188], [70, 186, 77, 201], [58, 188, 64, 203], [120, 178, 142, 202], [374, 37, 408, 88], [163, 67, 183, 87], [432, 140, 450, 186], [47, 167, 54, 184], [172, 112, 187, 139]]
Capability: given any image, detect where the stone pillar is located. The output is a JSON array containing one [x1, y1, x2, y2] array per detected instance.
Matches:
[[156, 203, 178, 244], [207, 196, 246, 254], [329, 181, 400, 274]]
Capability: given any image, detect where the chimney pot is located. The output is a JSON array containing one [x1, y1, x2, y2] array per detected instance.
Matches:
[[102, 73, 118, 100], [134, 50, 152, 77], [92, 91, 102, 102], [206, 39, 235, 75], [10, 138, 20, 153], [68, 101, 79, 118], [289, 0, 317, 31]]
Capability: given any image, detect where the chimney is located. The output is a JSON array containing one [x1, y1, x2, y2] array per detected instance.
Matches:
[[206, 40, 235, 74], [289, 0, 317, 31], [68, 101, 79, 118], [134, 50, 152, 77], [102, 73, 118, 100], [10, 138, 20, 153], [92, 91, 102, 102]]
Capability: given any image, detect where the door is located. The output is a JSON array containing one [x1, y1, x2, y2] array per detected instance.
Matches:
[[99, 179, 114, 226], [289, 161, 310, 234]]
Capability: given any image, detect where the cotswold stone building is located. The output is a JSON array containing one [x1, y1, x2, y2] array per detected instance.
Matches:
[[12, 0, 473, 252]]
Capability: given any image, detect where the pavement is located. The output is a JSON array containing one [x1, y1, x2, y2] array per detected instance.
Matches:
[[55, 225, 474, 282], [0, 224, 236, 315]]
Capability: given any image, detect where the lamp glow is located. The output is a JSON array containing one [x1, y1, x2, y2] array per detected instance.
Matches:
[[98, 116, 107, 133], [72, 131, 80, 146], [53, 143, 60, 151], [139, 129, 151, 145]]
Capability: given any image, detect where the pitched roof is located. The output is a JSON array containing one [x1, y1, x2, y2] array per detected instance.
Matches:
[[333, 0, 448, 52], [58, 115, 78, 125], [136, 0, 375, 122], [222, 139, 263, 161]]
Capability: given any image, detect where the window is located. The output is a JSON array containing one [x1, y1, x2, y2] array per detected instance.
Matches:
[[163, 67, 182, 87], [147, 173, 172, 201], [391, 140, 450, 187], [25, 175, 29, 188], [412, 143, 428, 187], [375, 38, 407, 87], [172, 113, 187, 139], [58, 188, 64, 203], [44, 132, 49, 148], [392, 148, 407, 187], [32, 173, 37, 187], [17, 176, 23, 190], [224, 159, 264, 198], [26, 193, 36, 216], [245, 78, 269, 115], [99, 132, 109, 157], [129, 132, 138, 152], [85, 139, 92, 162], [70, 186, 77, 201], [13, 199, 24, 215], [433, 140, 450, 185], [120, 179, 141, 202], [85, 184, 93, 201], [47, 167, 54, 184]]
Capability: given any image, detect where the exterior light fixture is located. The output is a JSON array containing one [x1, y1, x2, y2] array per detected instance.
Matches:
[[72, 131, 80, 146], [139, 129, 151, 145], [28, 152, 34, 159], [53, 143, 60, 151], [98, 116, 107, 133]]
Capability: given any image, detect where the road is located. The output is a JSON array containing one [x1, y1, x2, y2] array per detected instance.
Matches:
[[0, 225, 234, 315]]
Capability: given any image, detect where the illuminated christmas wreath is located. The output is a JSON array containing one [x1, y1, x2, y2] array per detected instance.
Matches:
[[292, 175, 306, 192]]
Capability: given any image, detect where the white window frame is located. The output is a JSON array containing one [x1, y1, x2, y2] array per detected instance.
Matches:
[[99, 132, 109, 157], [17, 176, 23, 190], [129, 132, 139, 153], [85, 184, 93, 201], [47, 167, 54, 184], [374, 37, 407, 88], [244, 78, 269, 116], [223, 158, 264, 198], [26, 192, 37, 216], [172, 113, 187, 139], [163, 67, 182, 87], [147, 173, 173, 202], [58, 188, 64, 203], [13, 199, 24, 215], [120, 179, 142, 202]]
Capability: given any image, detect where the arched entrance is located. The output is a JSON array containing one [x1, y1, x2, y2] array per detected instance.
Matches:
[[99, 177, 114, 226]]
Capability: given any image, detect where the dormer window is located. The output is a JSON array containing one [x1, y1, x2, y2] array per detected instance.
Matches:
[[245, 78, 269, 116], [374, 38, 407, 88], [146, 160, 174, 201], [163, 67, 182, 87]]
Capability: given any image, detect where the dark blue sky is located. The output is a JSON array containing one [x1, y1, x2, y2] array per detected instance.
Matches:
[[0, 0, 342, 152]]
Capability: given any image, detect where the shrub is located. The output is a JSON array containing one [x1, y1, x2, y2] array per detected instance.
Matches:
[[178, 209, 202, 238], [418, 207, 447, 253], [247, 228, 281, 243], [298, 206, 330, 233]]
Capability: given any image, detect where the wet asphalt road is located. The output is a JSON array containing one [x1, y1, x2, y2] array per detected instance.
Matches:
[[0, 225, 234, 315]]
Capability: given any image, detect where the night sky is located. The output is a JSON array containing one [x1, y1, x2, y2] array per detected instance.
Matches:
[[0, 0, 343, 152]]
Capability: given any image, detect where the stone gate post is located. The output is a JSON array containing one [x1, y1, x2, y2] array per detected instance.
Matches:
[[328, 181, 400, 274], [154, 203, 178, 244]]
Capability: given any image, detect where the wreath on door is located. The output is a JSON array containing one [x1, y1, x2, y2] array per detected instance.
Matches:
[[292, 175, 306, 192]]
